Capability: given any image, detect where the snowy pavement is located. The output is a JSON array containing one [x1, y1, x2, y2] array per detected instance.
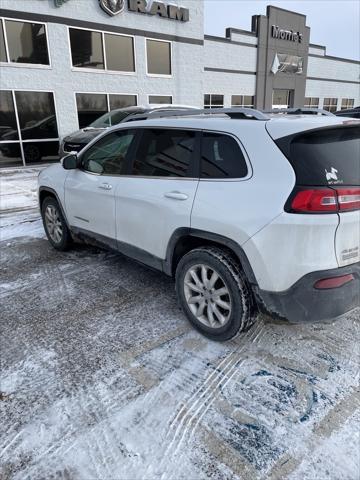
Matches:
[[1, 167, 359, 480]]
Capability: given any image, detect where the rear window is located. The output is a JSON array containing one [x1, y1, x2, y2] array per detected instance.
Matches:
[[276, 126, 360, 186], [201, 133, 248, 179]]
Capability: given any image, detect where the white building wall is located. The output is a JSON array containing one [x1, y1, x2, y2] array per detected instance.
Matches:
[[229, 32, 258, 46], [305, 80, 360, 109], [203, 71, 256, 107], [307, 56, 360, 83], [204, 39, 257, 72], [306, 55, 360, 108]]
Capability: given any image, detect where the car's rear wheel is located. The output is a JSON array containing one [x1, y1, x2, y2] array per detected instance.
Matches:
[[41, 197, 72, 251], [176, 247, 254, 341]]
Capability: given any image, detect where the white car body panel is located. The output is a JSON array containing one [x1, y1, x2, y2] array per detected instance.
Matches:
[[191, 124, 296, 251], [64, 170, 116, 239], [38, 164, 68, 208], [336, 211, 360, 266], [113, 178, 199, 258], [242, 213, 339, 291]]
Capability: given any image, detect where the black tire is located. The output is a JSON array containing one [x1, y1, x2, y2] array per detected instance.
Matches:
[[175, 247, 254, 341], [41, 196, 72, 251]]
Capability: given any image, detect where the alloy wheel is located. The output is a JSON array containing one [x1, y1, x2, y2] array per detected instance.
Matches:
[[44, 205, 63, 244], [183, 264, 232, 329]]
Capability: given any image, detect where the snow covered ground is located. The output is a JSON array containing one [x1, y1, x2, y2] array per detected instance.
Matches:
[[1, 167, 359, 480]]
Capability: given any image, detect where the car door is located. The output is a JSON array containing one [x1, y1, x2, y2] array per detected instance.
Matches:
[[113, 128, 200, 260], [64, 129, 137, 242]]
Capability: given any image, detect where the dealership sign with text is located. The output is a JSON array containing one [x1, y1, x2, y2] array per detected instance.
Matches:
[[54, 0, 189, 22], [271, 25, 303, 43]]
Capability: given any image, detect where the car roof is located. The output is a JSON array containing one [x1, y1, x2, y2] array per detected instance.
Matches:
[[107, 113, 357, 139], [108, 104, 198, 115]]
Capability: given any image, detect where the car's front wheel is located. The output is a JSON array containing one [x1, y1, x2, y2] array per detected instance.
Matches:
[[41, 196, 72, 251], [175, 247, 254, 341]]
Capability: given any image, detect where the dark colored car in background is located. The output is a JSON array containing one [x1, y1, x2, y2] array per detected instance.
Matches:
[[334, 107, 360, 119], [59, 105, 198, 157]]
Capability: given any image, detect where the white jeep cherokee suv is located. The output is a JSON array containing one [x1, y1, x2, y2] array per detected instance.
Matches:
[[38, 109, 360, 341]]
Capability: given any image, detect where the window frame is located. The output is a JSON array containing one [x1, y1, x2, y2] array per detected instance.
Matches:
[[341, 98, 355, 110], [0, 88, 60, 167], [231, 95, 255, 108], [304, 97, 320, 108], [145, 37, 172, 78], [199, 130, 253, 182], [68, 26, 136, 75], [74, 91, 138, 129], [0, 17, 52, 69], [79, 128, 138, 176], [204, 94, 225, 109], [128, 127, 200, 179], [148, 94, 173, 105], [323, 98, 338, 113]]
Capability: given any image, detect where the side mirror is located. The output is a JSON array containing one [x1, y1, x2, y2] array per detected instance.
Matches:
[[62, 154, 78, 170]]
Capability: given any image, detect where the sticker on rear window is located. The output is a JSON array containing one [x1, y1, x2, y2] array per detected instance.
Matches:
[[325, 167, 343, 185]]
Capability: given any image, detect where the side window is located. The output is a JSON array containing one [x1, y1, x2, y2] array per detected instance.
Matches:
[[131, 129, 196, 177], [81, 130, 135, 175], [201, 133, 248, 179]]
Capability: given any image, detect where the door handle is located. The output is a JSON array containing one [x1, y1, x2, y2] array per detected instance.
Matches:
[[98, 183, 112, 191], [164, 191, 189, 201]]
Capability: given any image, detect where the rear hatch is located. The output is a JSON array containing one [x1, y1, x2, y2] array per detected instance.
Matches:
[[270, 122, 360, 267]]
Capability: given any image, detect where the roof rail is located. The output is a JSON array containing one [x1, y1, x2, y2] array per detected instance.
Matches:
[[267, 107, 335, 116], [126, 107, 270, 122]]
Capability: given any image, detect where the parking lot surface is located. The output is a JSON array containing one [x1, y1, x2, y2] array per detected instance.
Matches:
[[1, 168, 359, 480]]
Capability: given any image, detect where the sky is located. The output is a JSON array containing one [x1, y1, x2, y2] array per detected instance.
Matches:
[[204, 0, 360, 61]]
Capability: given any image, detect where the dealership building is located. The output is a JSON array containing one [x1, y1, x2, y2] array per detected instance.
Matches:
[[0, 0, 359, 167]]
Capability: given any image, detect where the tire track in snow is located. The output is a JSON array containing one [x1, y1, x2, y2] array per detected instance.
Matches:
[[154, 318, 266, 478]]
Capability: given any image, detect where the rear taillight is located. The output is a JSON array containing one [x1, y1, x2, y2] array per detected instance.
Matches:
[[336, 188, 360, 211], [290, 187, 360, 213], [291, 188, 337, 213]]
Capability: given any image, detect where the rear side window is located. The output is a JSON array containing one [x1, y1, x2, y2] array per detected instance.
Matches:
[[277, 126, 360, 186], [201, 133, 248, 179], [131, 129, 196, 177]]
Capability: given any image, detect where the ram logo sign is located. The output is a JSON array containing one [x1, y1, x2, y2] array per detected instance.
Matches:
[[99, 0, 125, 16], [54, 0, 189, 22]]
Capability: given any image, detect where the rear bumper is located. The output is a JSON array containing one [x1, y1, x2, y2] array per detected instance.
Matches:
[[257, 262, 360, 323]]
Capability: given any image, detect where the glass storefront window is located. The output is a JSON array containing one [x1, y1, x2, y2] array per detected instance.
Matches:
[[76, 93, 108, 128], [15, 91, 58, 139], [148, 95, 172, 105], [341, 99, 355, 110], [70, 28, 104, 70], [146, 39, 172, 75], [272, 89, 290, 109], [104, 34, 135, 72], [204, 94, 224, 109], [5, 20, 49, 65], [0, 143, 23, 168], [323, 98, 338, 113], [0, 91, 19, 141], [23, 141, 60, 165], [231, 95, 254, 108], [304, 97, 319, 108], [109, 94, 137, 110], [0, 90, 59, 166], [0, 20, 7, 62]]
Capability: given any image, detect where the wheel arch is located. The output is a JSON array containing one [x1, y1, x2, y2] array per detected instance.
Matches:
[[164, 228, 259, 287], [39, 187, 70, 228]]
